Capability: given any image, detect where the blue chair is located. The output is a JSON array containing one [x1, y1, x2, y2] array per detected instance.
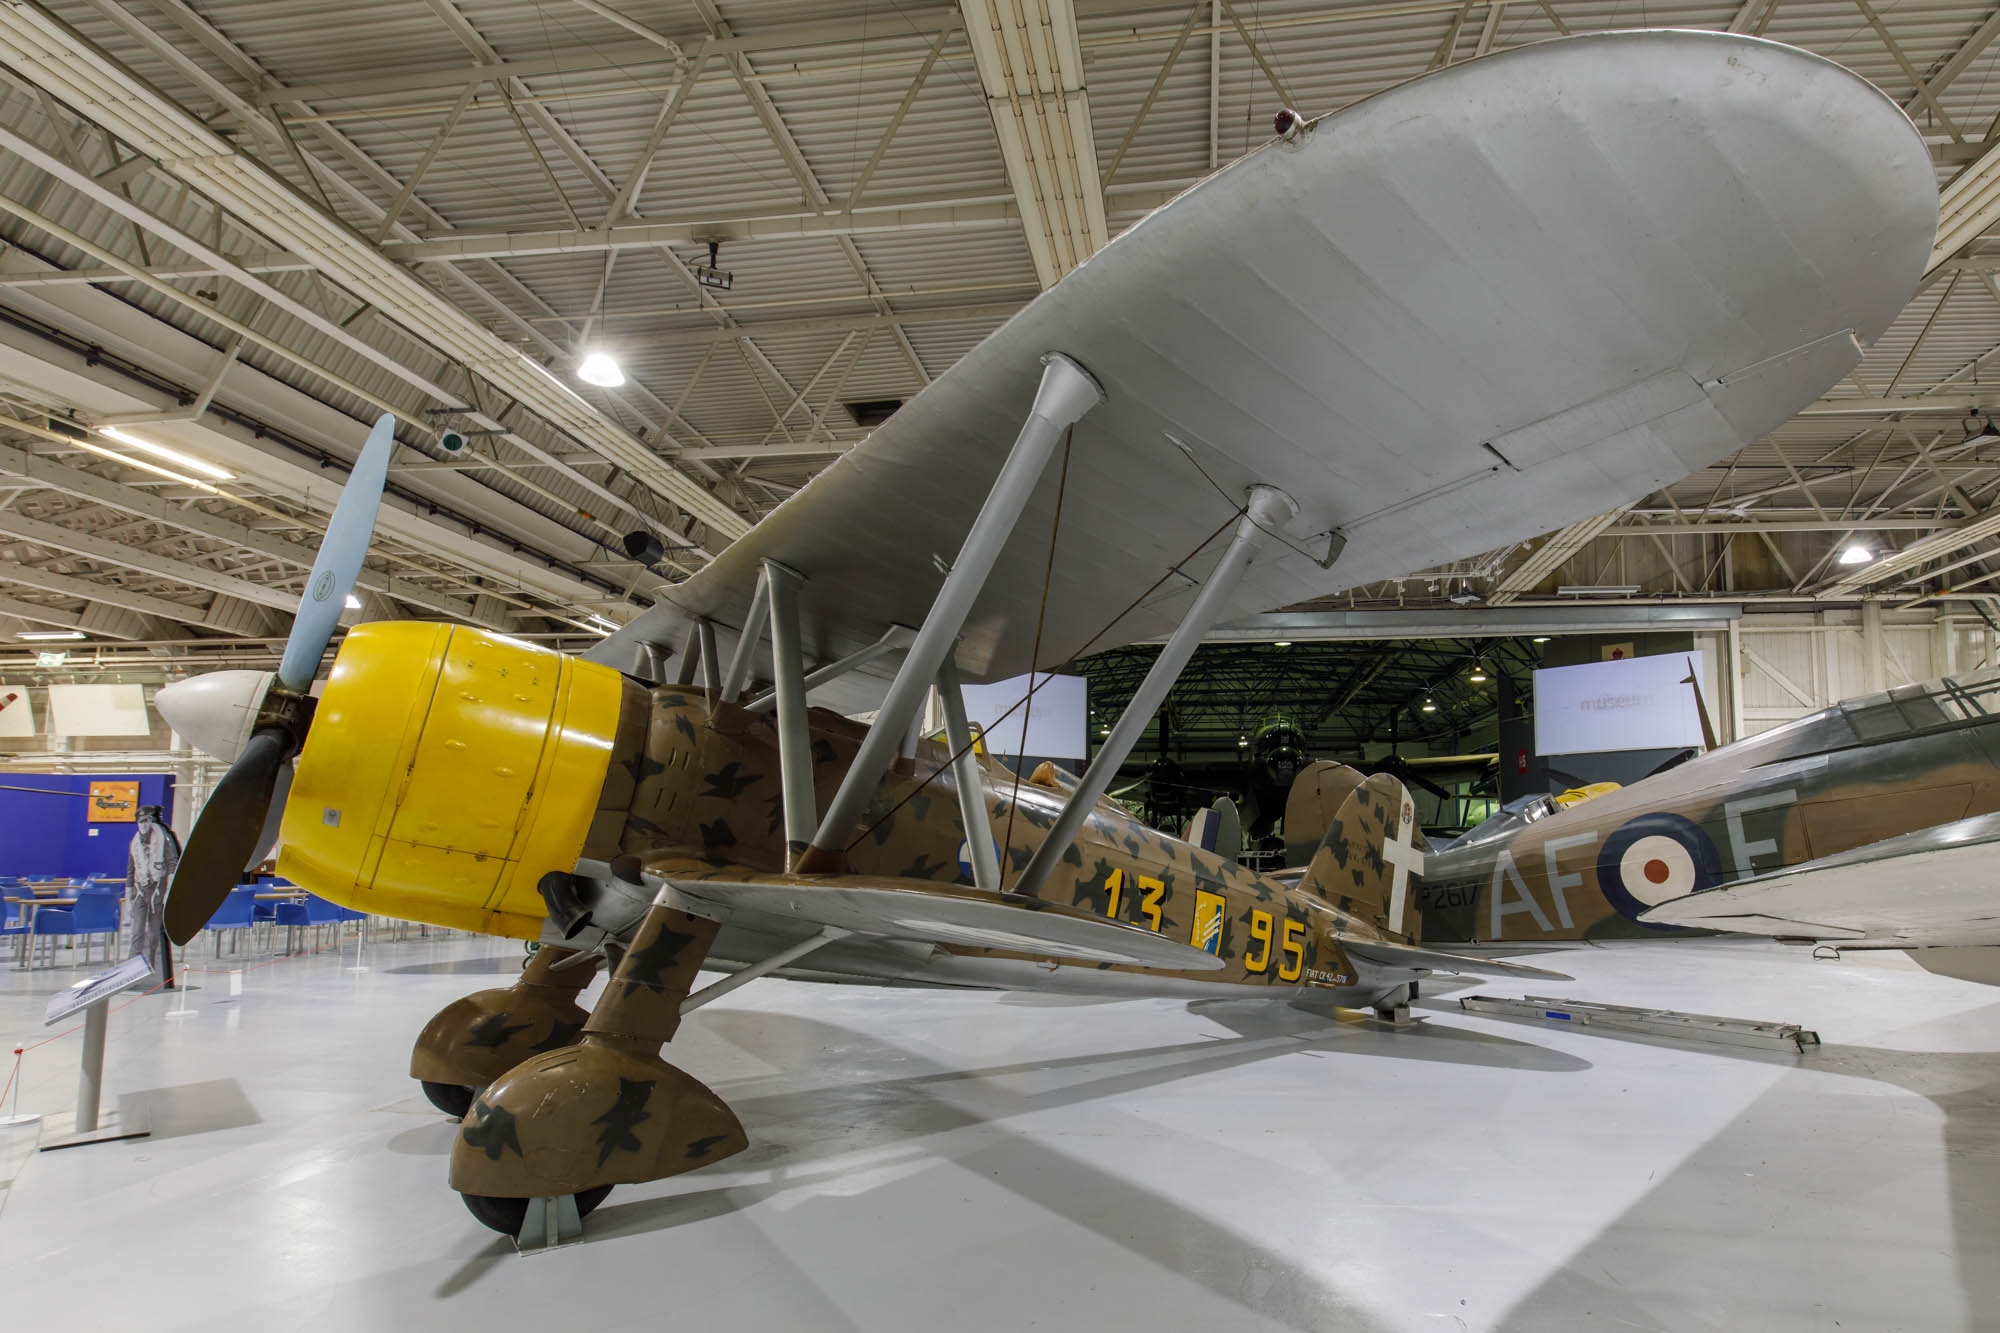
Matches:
[[29, 887, 122, 969], [202, 887, 259, 957]]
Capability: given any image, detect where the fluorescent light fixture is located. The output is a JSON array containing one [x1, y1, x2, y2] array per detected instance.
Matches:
[[344, 594, 362, 610], [1468, 669, 1488, 683], [1237, 736, 1249, 747], [1556, 584, 1640, 597], [583, 613, 618, 635], [1421, 699, 1437, 712], [98, 426, 234, 480], [18, 629, 85, 641], [1838, 544, 1874, 566], [576, 351, 625, 388], [1272, 640, 1292, 648], [1532, 636, 1552, 644]]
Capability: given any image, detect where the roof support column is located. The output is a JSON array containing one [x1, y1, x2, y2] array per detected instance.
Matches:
[[799, 351, 1103, 872], [1009, 484, 1300, 900]]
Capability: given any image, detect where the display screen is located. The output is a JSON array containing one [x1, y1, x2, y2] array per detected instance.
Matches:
[[1533, 652, 1708, 755], [959, 672, 1087, 760]]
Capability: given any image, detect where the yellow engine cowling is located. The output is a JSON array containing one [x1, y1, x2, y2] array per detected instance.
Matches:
[[278, 622, 643, 938]]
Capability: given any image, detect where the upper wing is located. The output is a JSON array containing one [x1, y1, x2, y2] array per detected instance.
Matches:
[[652, 854, 1225, 971], [597, 32, 1932, 697], [1638, 813, 2000, 946]]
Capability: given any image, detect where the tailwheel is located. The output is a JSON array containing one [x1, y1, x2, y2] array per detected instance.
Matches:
[[421, 1080, 475, 1118], [461, 1185, 613, 1236]]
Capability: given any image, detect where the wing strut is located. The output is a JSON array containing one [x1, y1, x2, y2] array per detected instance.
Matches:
[[745, 624, 914, 713], [937, 654, 1002, 891], [697, 620, 720, 692], [1008, 484, 1301, 901], [796, 351, 1105, 874], [717, 566, 774, 704], [762, 558, 817, 863], [680, 926, 851, 1014], [673, 623, 700, 686]]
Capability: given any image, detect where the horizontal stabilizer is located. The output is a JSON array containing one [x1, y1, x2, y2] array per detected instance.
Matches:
[[1344, 940, 1574, 982], [1638, 812, 2000, 946], [654, 857, 1226, 971]]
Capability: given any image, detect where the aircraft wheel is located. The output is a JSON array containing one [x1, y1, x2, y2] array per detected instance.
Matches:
[[461, 1185, 614, 1236], [421, 1080, 475, 1118]]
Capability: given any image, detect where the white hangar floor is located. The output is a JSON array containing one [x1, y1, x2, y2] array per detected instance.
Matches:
[[0, 932, 1992, 1332]]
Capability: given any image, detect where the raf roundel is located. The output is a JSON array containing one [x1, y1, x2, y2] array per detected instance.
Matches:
[[1595, 812, 1724, 926]]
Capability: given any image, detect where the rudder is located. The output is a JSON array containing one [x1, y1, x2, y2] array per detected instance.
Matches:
[[1296, 772, 1425, 942], [1282, 761, 1369, 867]]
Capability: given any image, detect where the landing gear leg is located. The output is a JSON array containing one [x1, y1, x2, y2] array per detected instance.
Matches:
[[449, 889, 745, 1239], [1372, 983, 1415, 1025], [409, 943, 601, 1114]]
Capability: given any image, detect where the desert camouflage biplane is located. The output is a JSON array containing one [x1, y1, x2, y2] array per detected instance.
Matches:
[[152, 32, 1933, 1238]]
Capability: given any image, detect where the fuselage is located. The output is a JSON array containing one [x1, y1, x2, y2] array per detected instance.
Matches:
[[276, 624, 1405, 1004], [1421, 669, 2000, 942], [571, 685, 1395, 1001]]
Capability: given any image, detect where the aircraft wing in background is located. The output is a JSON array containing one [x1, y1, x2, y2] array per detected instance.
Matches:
[[1638, 812, 2000, 947]]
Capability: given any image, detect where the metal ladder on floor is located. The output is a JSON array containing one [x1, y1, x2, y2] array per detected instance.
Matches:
[[1459, 994, 1821, 1053]]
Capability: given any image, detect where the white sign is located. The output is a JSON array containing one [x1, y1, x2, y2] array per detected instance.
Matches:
[[959, 672, 1087, 760], [0, 683, 34, 737], [48, 682, 152, 737], [1534, 652, 1709, 756]]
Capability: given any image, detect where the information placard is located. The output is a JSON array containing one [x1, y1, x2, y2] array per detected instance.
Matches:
[[45, 954, 155, 1025]]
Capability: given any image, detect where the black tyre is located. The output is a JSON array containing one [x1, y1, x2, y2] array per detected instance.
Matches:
[[421, 1080, 475, 1118], [461, 1185, 614, 1236]]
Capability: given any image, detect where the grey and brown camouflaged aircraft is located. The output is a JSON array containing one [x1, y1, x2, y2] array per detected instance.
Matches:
[[149, 32, 1938, 1236], [1412, 666, 2000, 953]]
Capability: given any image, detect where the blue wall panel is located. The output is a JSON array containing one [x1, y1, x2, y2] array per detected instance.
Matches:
[[0, 774, 175, 880]]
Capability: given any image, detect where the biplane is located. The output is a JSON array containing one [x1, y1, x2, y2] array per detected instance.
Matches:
[[152, 31, 1935, 1236]]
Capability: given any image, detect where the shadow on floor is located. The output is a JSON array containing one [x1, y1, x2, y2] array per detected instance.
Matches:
[[123, 1077, 261, 1140], [1491, 1028, 2000, 1331], [386, 956, 525, 976], [572, 1004, 1588, 1331]]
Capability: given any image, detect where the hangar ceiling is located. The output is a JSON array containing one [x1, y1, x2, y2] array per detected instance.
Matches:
[[5, 0, 2000, 675]]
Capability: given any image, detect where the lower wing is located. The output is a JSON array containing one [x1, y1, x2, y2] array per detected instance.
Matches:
[[651, 854, 1225, 971], [1343, 939, 1573, 982]]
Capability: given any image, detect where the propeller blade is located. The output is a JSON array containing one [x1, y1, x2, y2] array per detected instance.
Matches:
[[165, 728, 289, 945], [276, 412, 396, 693], [248, 758, 295, 867]]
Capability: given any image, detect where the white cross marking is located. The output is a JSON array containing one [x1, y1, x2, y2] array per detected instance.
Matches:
[[1380, 799, 1424, 934]]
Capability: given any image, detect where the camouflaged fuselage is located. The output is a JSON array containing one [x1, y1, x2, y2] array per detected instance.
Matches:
[[620, 686, 1398, 1000], [1421, 682, 2000, 943]]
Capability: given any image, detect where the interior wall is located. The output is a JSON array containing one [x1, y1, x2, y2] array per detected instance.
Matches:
[[0, 772, 175, 879]]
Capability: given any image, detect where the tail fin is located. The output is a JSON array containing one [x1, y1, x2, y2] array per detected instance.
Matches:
[[1296, 772, 1425, 942], [1184, 796, 1243, 863], [1282, 761, 1369, 866]]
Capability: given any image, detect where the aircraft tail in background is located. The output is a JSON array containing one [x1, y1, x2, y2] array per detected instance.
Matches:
[[1294, 771, 1426, 943]]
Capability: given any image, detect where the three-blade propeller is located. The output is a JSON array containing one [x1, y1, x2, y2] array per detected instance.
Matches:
[[164, 413, 396, 945]]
